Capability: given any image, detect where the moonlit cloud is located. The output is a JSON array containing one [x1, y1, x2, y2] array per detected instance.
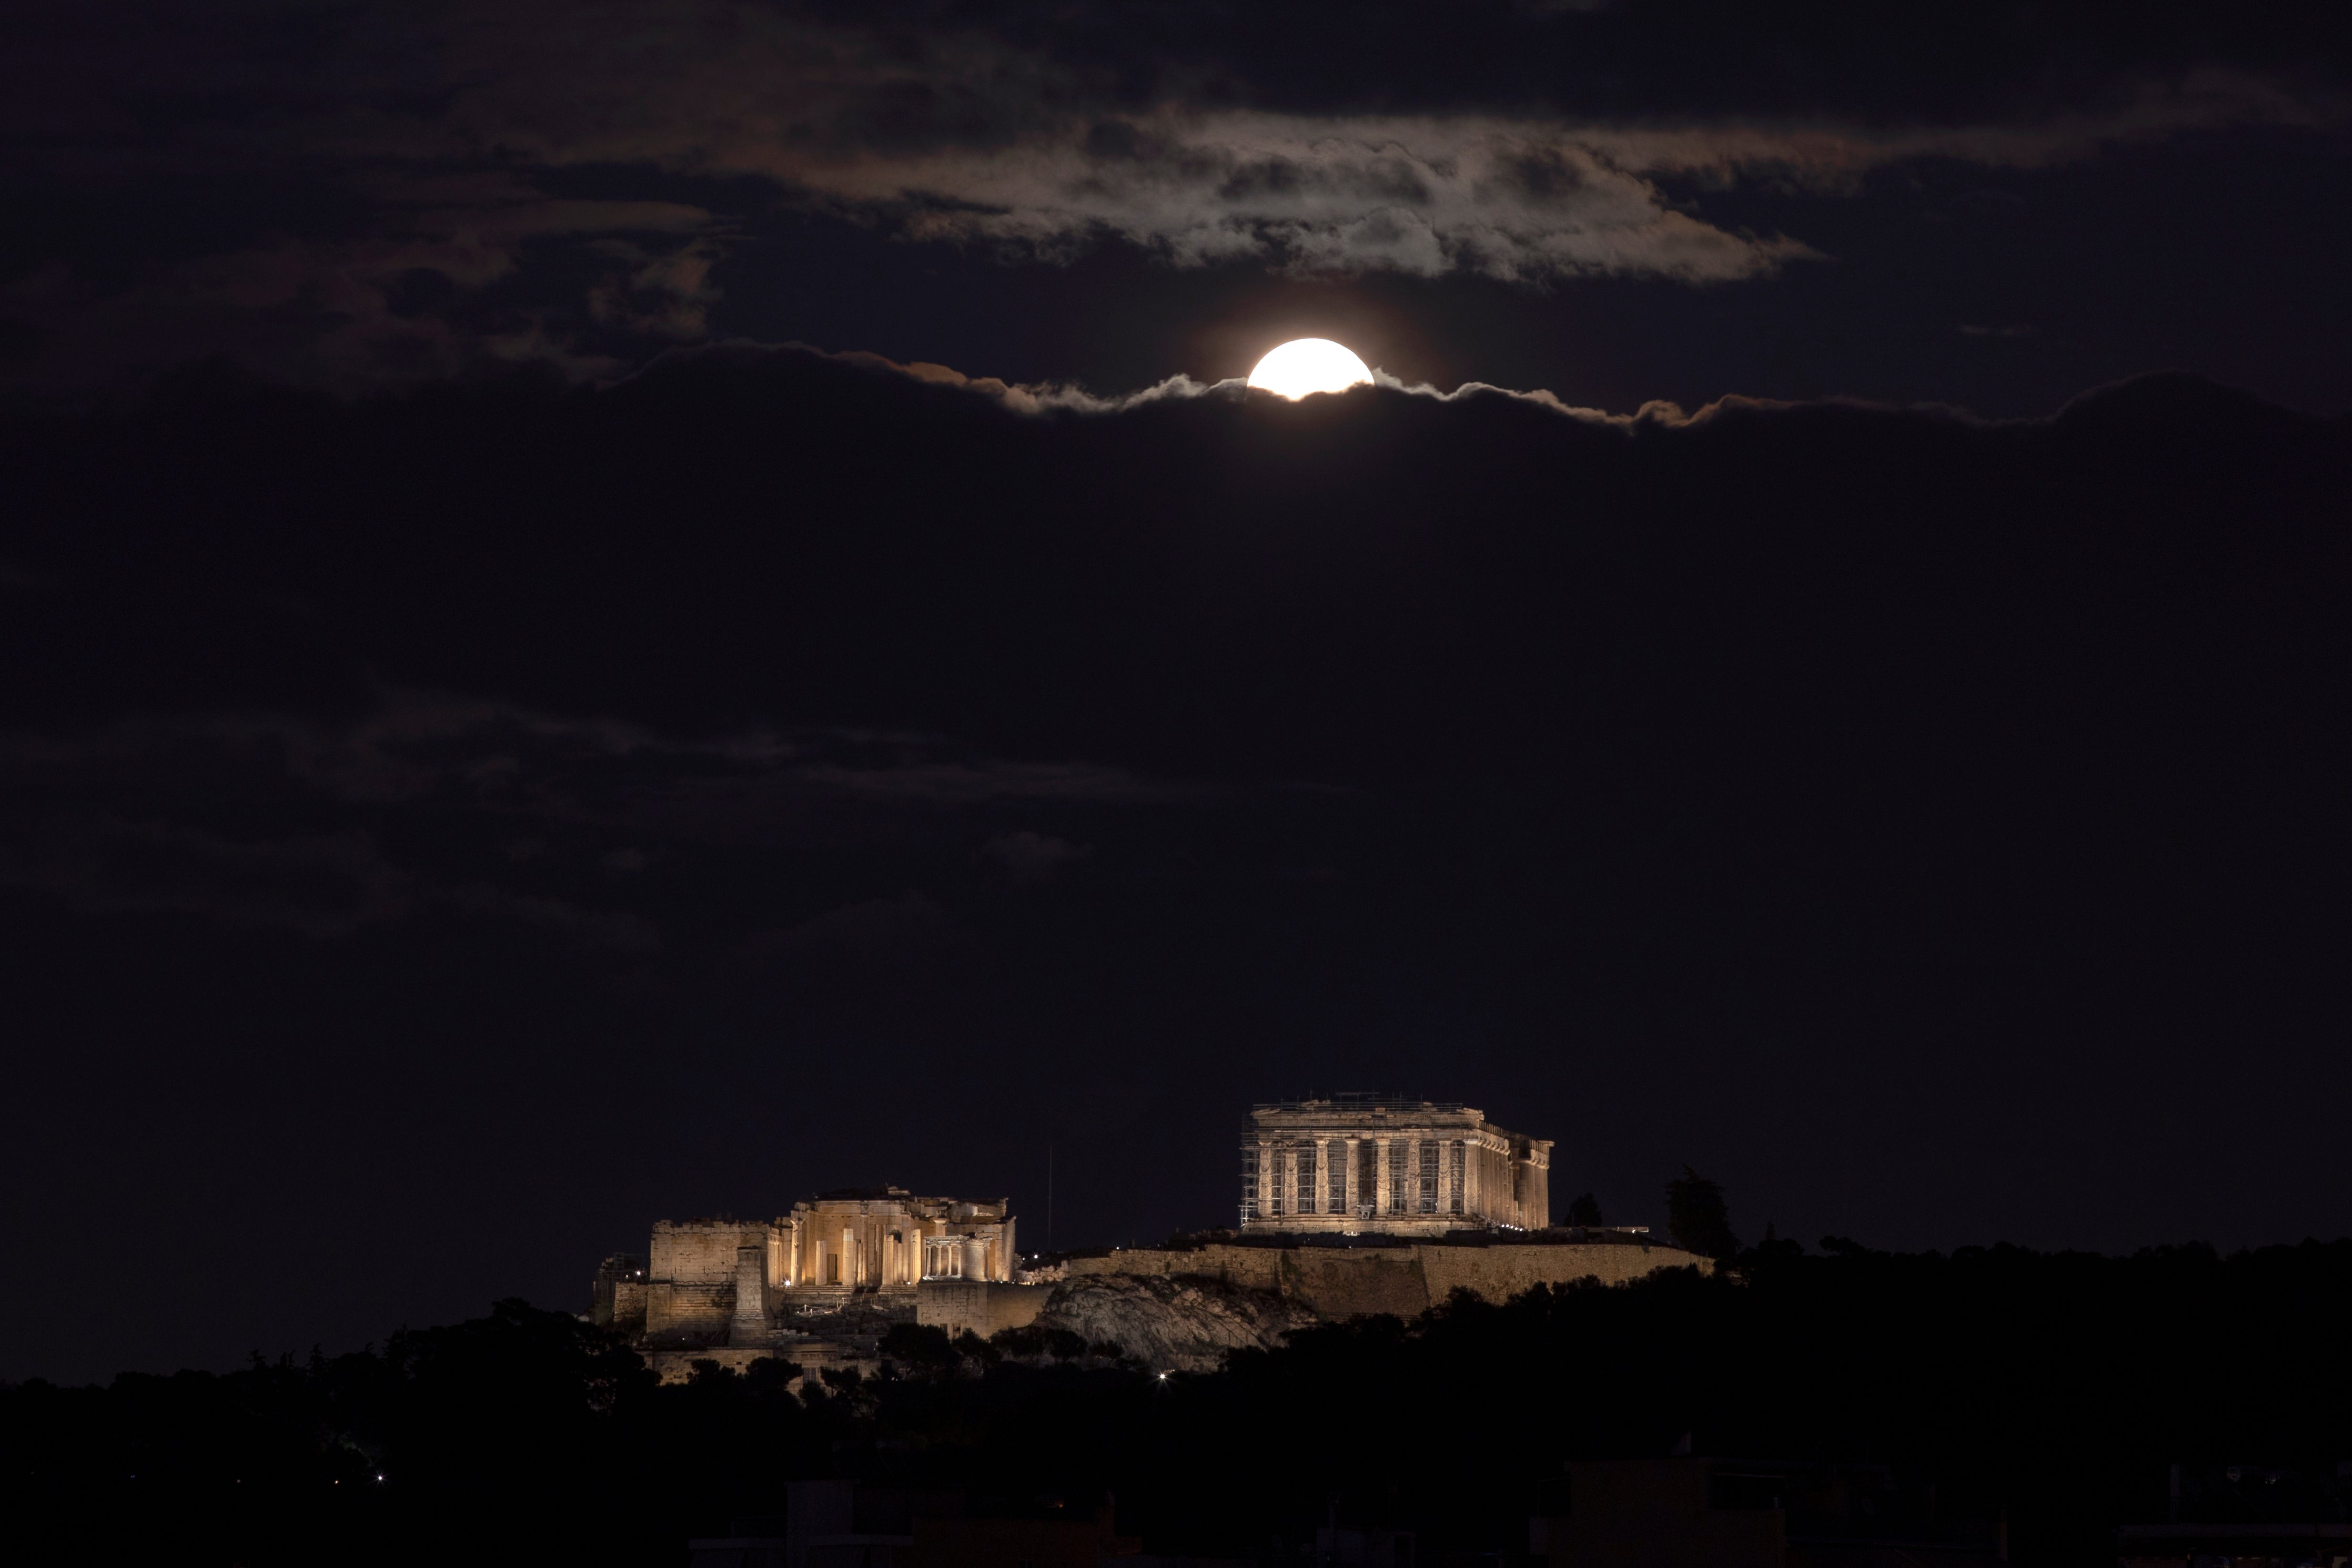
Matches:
[[782, 341, 1781, 432], [794, 113, 1819, 282], [823, 113, 1815, 282], [0, 2, 2341, 392]]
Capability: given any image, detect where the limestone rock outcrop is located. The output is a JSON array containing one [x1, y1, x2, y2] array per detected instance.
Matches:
[[1026, 1272, 1319, 1372]]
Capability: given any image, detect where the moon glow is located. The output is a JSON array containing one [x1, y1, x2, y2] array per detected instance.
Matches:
[[1246, 338, 1375, 400]]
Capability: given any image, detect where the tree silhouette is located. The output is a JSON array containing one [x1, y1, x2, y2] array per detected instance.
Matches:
[[1665, 1166, 1740, 1259], [1566, 1192, 1604, 1227]]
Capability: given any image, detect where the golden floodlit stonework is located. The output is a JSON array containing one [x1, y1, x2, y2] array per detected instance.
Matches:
[[590, 1100, 1702, 1382], [1239, 1096, 1552, 1235]]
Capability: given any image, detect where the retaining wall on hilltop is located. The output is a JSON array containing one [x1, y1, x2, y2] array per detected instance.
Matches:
[[642, 1338, 867, 1387], [644, 1219, 771, 1344], [915, 1279, 1055, 1340], [1062, 1239, 1706, 1319]]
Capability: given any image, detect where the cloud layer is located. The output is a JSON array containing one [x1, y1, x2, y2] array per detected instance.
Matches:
[[3, 2, 2342, 392], [817, 113, 1820, 282]]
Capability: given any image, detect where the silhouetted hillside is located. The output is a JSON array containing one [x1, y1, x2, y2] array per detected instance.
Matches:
[[6, 1238, 2349, 1566]]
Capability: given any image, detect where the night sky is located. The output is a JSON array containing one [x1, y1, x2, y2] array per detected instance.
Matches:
[[3, 3, 2348, 1387]]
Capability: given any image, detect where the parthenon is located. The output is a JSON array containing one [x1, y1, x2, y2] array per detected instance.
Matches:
[[1239, 1096, 1552, 1235]]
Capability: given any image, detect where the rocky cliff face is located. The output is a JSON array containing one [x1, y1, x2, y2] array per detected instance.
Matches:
[[1028, 1273, 1319, 1372]]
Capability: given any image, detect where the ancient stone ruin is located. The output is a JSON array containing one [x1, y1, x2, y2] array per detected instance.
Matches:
[[1239, 1095, 1553, 1233], [591, 1187, 1014, 1383], [589, 1100, 1705, 1382]]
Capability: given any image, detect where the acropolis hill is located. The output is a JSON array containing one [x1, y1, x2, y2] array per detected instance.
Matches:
[[590, 1097, 1707, 1381]]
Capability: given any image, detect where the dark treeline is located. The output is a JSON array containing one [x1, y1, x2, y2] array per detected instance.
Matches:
[[6, 1238, 2349, 1567]]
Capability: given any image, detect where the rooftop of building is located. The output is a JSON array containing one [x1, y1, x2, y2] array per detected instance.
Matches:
[[1253, 1093, 1468, 1113], [1248, 1096, 1552, 1144], [792, 1189, 1011, 1220]]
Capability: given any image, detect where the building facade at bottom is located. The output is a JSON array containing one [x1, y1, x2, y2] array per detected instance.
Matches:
[[1239, 1096, 1552, 1236]]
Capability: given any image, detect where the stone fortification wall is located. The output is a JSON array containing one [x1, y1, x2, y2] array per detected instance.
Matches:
[[915, 1279, 1054, 1340], [644, 1347, 777, 1384], [642, 1336, 868, 1387], [610, 1278, 647, 1332], [645, 1220, 771, 1346], [1064, 1239, 1706, 1320]]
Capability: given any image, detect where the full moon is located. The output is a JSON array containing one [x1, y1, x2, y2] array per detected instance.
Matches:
[[1246, 338, 1375, 400]]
